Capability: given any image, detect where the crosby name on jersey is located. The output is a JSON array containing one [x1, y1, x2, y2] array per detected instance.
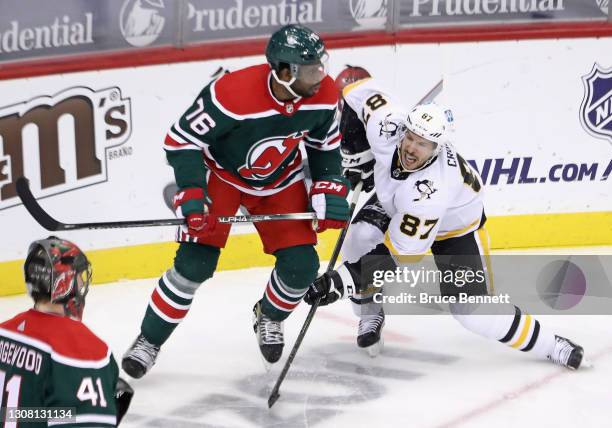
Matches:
[[343, 79, 484, 255]]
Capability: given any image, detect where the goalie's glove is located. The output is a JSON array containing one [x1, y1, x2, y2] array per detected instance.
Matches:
[[173, 186, 217, 238], [304, 263, 359, 306], [309, 176, 350, 232], [342, 148, 375, 193], [115, 377, 134, 426]]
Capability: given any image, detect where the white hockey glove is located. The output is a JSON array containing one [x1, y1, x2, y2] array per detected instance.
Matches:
[[304, 263, 359, 306]]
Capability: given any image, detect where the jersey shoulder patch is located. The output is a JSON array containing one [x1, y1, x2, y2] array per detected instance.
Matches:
[[0, 310, 110, 364]]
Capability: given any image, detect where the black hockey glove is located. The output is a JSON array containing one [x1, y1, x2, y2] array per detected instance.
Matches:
[[339, 99, 375, 192], [115, 377, 134, 426], [342, 149, 375, 193], [304, 263, 358, 306]]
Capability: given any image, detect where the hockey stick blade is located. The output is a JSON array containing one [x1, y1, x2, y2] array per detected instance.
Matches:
[[268, 181, 364, 408], [16, 177, 63, 231]]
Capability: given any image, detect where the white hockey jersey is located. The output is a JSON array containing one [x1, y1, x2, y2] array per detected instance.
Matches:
[[343, 78, 485, 255]]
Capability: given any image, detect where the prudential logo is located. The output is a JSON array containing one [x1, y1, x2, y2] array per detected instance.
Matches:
[[349, 0, 388, 29], [120, 0, 166, 47]]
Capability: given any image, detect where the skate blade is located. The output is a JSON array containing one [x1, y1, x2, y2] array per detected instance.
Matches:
[[579, 356, 593, 369], [365, 336, 384, 358], [260, 356, 272, 372]]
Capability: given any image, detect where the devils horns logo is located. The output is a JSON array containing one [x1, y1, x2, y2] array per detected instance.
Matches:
[[238, 131, 306, 180], [120, 0, 166, 47], [580, 63, 612, 144]]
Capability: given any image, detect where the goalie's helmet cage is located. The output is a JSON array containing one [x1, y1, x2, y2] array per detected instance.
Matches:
[[24, 236, 92, 319]]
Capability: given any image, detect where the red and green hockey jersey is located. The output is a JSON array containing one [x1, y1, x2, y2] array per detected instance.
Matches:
[[163, 64, 342, 195], [0, 310, 118, 427]]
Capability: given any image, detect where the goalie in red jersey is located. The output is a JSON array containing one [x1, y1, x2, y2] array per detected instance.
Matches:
[[0, 237, 133, 427]]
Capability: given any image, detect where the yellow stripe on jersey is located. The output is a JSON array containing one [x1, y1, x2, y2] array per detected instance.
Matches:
[[435, 218, 480, 241], [384, 232, 430, 258], [476, 227, 495, 294], [510, 314, 533, 349], [341, 77, 372, 98]]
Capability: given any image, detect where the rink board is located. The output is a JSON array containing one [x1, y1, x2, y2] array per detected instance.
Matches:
[[0, 36, 611, 295]]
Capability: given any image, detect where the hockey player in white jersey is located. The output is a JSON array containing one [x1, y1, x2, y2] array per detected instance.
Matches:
[[305, 78, 588, 370]]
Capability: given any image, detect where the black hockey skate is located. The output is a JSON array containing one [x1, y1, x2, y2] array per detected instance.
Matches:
[[357, 309, 385, 357], [122, 334, 160, 379], [252, 302, 284, 367], [549, 335, 590, 370]]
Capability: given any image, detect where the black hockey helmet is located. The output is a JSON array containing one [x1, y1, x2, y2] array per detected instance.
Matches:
[[24, 236, 92, 320]]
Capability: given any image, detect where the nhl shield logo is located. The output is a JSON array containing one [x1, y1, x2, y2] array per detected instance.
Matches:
[[579, 63, 612, 143]]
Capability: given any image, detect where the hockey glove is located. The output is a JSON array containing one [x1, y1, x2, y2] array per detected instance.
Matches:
[[339, 100, 375, 192], [304, 263, 358, 306], [115, 377, 134, 426], [341, 148, 375, 193], [309, 177, 350, 232], [173, 187, 217, 238]]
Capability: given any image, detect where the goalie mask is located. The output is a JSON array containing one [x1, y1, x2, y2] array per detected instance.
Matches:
[[24, 236, 92, 320], [396, 103, 453, 172], [266, 24, 329, 98]]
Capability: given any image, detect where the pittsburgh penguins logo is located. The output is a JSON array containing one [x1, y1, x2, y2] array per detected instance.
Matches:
[[238, 131, 306, 180], [378, 114, 400, 138], [413, 179, 437, 201]]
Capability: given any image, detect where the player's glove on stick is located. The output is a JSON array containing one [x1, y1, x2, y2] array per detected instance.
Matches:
[[115, 377, 134, 425], [309, 177, 350, 232], [173, 186, 217, 238], [342, 148, 375, 193], [304, 262, 358, 306]]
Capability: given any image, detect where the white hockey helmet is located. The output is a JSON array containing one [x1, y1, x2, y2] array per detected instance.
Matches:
[[398, 103, 453, 172]]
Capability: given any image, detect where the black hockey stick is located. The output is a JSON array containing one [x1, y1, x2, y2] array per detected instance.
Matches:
[[268, 181, 363, 408], [15, 177, 317, 231]]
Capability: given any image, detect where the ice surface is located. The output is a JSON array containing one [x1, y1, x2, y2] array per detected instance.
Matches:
[[1, 247, 611, 427]]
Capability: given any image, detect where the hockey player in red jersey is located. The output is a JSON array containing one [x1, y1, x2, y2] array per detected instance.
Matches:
[[305, 78, 588, 370], [0, 236, 133, 427], [122, 24, 350, 377]]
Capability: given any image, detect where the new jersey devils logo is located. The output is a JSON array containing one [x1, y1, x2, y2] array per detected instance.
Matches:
[[239, 131, 306, 180]]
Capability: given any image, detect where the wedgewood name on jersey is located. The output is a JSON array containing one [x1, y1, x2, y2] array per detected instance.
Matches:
[[0, 339, 43, 375], [410, 0, 565, 17], [187, 0, 322, 32], [0, 14, 93, 53]]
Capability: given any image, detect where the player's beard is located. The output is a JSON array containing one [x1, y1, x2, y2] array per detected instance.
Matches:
[[291, 81, 321, 98]]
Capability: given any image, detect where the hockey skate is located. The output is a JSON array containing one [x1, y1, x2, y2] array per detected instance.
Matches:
[[549, 335, 591, 370], [122, 334, 160, 379], [357, 309, 385, 357], [252, 302, 284, 369]]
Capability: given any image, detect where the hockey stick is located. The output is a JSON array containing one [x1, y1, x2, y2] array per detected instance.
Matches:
[[15, 177, 317, 231], [268, 181, 363, 408]]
